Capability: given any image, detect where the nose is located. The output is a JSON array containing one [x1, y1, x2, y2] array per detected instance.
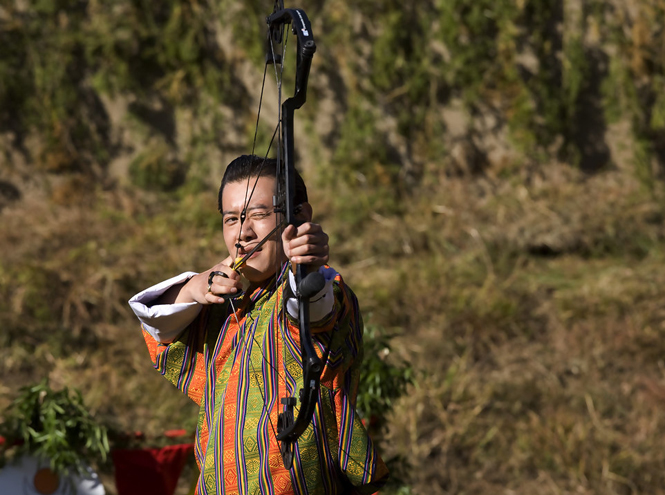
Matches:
[[238, 216, 257, 243]]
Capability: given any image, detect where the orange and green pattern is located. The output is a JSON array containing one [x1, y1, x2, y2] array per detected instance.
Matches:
[[142, 265, 389, 494]]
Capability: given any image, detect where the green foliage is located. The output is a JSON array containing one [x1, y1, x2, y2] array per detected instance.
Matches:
[[3, 0, 665, 189], [0, 1, 109, 174], [599, 2, 665, 183], [560, 35, 588, 165], [649, 76, 665, 131], [320, 0, 582, 177], [601, 55, 631, 125], [330, 98, 400, 186], [634, 137, 655, 190], [356, 322, 413, 494], [0, 380, 109, 479], [0, 0, 245, 181], [519, 0, 566, 150], [217, 0, 267, 67], [87, 0, 232, 106], [438, 0, 518, 97], [356, 323, 413, 423], [128, 141, 186, 191]]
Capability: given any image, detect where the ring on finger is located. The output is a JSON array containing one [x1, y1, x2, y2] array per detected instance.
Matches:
[[208, 270, 226, 294]]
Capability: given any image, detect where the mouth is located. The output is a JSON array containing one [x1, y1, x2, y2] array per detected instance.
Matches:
[[237, 245, 262, 258], [238, 242, 257, 251]]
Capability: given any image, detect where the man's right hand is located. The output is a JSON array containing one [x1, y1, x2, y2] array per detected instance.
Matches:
[[176, 257, 243, 305]]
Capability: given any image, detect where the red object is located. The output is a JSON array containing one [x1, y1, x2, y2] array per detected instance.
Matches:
[[111, 443, 194, 495], [0, 436, 24, 447], [164, 429, 189, 438]]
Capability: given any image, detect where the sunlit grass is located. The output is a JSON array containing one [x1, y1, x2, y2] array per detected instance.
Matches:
[[4, 154, 665, 494], [318, 161, 665, 494]]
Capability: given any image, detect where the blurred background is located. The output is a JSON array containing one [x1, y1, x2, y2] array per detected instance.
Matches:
[[2, 0, 665, 494]]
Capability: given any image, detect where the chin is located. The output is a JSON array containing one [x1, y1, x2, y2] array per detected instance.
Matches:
[[240, 263, 278, 283]]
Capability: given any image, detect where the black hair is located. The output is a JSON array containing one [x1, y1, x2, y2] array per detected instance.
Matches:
[[217, 154, 308, 212]]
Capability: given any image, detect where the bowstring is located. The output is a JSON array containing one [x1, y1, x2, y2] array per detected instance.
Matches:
[[238, 67, 273, 257], [242, 22, 289, 219], [238, 61, 271, 236], [251, 63, 269, 158], [236, 25, 289, 256]]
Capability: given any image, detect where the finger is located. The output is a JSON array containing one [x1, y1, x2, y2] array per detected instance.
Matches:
[[204, 292, 226, 304], [286, 230, 328, 247], [288, 242, 329, 258], [290, 253, 329, 265], [286, 234, 329, 253], [209, 278, 242, 294], [210, 264, 240, 280], [211, 281, 240, 294], [294, 222, 323, 238], [289, 247, 329, 266], [281, 224, 297, 242], [290, 254, 329, 266], [208, 270, 241, 294]]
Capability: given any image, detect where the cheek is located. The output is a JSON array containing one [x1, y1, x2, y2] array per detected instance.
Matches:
[[222, 230, 238, 252], [271, 240, 286, 262], [261, 239, 284, 263]]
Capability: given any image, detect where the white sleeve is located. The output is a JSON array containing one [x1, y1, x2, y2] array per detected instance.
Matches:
[[128, 272, 202, 344], [286, 266, 337, 322]]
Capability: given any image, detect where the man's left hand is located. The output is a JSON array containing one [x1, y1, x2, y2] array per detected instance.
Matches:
[[282, 222, 329, 269]]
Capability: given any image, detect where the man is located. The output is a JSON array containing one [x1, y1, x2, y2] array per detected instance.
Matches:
[[129, 155, 388, 494]]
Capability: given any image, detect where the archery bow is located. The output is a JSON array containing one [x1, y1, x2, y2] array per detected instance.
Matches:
[[232, 1, 325, 469], [225, 4, 386, 484], [265, 2, 326, 470]]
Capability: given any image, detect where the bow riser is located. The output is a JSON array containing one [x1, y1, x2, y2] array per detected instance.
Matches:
[[266, 5, 325, 466]]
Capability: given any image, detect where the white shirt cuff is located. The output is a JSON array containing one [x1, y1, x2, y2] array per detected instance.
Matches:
[[286, 266, 336, 322], [128, 272, 202, 344]]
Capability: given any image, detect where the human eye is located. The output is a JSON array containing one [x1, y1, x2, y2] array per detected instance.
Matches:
[[250, 209, 272, 220], [223, 215, 238, 225]]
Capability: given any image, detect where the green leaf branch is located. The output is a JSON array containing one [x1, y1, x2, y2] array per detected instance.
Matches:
[[0, 380, 109, 479]]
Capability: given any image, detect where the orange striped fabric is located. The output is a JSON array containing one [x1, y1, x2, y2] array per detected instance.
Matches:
[[142, 265, 389, 494]]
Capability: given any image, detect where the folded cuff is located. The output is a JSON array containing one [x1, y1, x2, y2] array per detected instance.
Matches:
[[128, 272, 202, 343]]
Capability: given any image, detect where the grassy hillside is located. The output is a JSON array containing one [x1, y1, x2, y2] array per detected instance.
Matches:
[[2, 1, 665, 493]]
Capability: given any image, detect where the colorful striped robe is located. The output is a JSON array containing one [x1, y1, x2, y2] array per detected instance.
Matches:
[[142, 266, 389, 494]]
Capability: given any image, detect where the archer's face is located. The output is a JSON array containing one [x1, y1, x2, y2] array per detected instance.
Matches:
[[221, 176, 286, 283]]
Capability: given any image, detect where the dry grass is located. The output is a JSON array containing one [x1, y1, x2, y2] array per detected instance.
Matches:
[[327, 163, 665, 494], [2, 158, 665, 494]]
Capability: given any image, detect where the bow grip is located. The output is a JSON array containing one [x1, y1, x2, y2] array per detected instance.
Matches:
[[298, 269, 325, 300]]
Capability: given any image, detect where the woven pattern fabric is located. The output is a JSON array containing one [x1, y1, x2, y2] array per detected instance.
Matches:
[[142, 266, 388, 495]]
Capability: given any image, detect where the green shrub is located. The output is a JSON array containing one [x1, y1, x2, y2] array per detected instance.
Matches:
[[0, 380, 109, 478]]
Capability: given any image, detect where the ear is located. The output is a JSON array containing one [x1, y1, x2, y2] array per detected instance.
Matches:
[[297, 202, 313, 222]]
